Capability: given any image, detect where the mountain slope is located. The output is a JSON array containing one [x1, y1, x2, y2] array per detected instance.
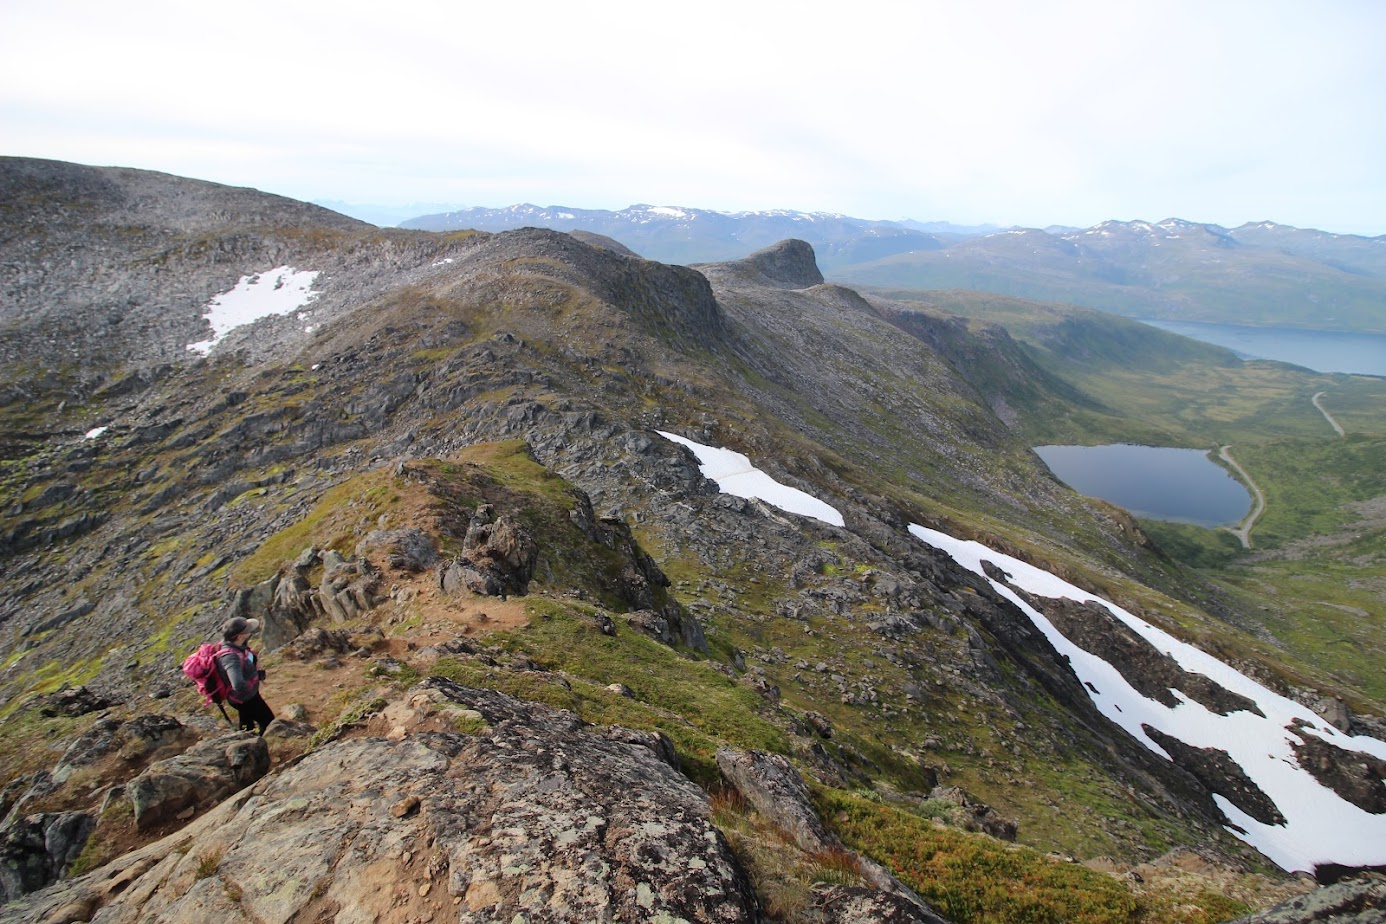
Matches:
[[2, 160, 1383, 919]]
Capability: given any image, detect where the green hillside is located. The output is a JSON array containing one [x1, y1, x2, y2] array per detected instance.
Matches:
[[869, 287, 1386, 703]]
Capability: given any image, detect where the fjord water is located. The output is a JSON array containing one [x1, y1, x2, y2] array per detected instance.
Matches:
[[1034, 444, 1252, 526], [1142, 320, 1386, 376]]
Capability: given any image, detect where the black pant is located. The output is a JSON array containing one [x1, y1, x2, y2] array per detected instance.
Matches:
[[233, 694, 275, 735]]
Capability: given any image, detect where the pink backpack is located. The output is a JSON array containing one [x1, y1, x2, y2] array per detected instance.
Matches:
[[181, 643, 234, 721]]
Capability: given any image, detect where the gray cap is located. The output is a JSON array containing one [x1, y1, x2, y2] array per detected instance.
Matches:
[[221, 616, 261, 640]]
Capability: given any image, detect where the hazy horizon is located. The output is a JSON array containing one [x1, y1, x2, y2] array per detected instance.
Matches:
[[4, 1, 1385, 236]]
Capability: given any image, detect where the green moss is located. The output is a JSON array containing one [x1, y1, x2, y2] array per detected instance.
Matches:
[[815, 786, 1249, 924], [306, 689, 390, 750], [431, 602, 787, 785], [66, 797, 134, 877], [145, 605, 201, 655], [30, 654, 102, 696], [231, 469, 402, 586]]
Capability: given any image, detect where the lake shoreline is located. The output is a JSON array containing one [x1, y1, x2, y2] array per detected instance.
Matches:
[[1035, 443, 1254, 528], [1139, 319, 1386, 377]]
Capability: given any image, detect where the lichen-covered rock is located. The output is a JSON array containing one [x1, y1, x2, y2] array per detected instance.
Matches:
[[1226, 876, 1386, 924], [716, 747, 840, 853], [0, 810, 94, 901], [714, 747, 945, 919], [126, 732, 270, 831], [812, 883, 951, 924], [5, 683, 761, 924]]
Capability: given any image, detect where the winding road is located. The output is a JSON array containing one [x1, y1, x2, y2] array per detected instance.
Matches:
[[1216, 393, 1347, 549], [1219, 445, 1266, 550]]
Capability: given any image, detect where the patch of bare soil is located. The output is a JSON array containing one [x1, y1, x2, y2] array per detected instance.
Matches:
[[73, 572, 532, 869], [257, 564, 529, 752]]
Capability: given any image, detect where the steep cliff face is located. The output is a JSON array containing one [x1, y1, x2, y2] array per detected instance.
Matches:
[[3, 159, 1379, 920]]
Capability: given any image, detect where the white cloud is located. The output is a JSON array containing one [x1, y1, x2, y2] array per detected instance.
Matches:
[[3, 0, 1384, 232]]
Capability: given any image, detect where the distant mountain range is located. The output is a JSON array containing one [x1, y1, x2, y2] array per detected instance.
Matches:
[[400, 203, 998, 266], [402, 206, 1386, 332], [839, 219, 1386, 332]]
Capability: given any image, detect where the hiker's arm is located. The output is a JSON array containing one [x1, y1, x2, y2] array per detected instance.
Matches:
[[218, 651, 254, 701]]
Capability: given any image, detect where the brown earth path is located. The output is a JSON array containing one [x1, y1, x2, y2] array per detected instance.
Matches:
[[1219, 445, 1266, 550]]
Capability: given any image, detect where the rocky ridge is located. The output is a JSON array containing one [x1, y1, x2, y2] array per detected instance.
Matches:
[[3, 159, 1384, 921]]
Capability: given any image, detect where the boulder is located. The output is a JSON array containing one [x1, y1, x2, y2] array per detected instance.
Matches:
[[716, 747, 840, 853], [279, 626, 352, 661], [1226, 876, 1386, 923], [0, 810, 94, 901], [36, 685, 115, 718], [126, 732, 270, 830], [926, 785, 1018, 842], [813, 883, 952, 924], [355, 527, 438, 573]]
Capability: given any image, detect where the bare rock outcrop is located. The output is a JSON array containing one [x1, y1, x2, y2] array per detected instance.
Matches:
[[1290, 726, 1386, 815], [812, 884, 952, 924], [721, 239, 825, 289], [1006, 585, 1263, 717], [126, 732, 271, 831], [440, 504, 539, 598], [5, 682, 762, 924], [715, 747, 948, 922], [1142, 725, 1285, 827], [1226, 876, 1386, 924]]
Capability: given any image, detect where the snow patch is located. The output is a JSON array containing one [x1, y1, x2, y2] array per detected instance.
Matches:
[[656, 432, 844, 527], [187, 266, 320, 355], [908, 524, 1386, 874]]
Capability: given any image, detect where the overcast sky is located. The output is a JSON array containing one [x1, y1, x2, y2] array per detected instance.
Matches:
[[3, 0, 1384, 233]]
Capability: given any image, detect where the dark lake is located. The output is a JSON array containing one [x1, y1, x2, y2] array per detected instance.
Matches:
[[1141, 320, 1386, 377], [1034, 444, 1252, 527]]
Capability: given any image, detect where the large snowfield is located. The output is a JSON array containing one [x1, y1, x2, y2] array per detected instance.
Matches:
[[658, 431, 1386, 873], [186, 266, 320, 355]]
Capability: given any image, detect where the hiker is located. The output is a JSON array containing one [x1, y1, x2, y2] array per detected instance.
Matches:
[[217, 616, 275, 735]]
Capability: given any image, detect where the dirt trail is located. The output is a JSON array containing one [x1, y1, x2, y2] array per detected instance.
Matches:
[[262, 585, 530, 729], [1312, 391, 1346, 438], [1219, 445, 1266, 550]]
